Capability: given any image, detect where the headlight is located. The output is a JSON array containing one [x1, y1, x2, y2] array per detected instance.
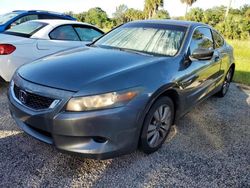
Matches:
[[66, 89, 140, 112]]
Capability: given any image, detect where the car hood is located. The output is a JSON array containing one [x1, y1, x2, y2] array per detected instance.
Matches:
[[18, 47, 159, 92]]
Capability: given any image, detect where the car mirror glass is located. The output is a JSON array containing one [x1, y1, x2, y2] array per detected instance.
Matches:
[[190, 48, 214, 60]]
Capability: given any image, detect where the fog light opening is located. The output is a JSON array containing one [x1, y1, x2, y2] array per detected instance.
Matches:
[[93, 137, 108, 143]]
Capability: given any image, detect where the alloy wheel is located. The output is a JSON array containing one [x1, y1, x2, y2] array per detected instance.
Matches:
[[147, 105, 172, 148]]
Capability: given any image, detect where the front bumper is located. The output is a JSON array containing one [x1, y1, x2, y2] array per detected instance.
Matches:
[[8, 78, 144, 159]]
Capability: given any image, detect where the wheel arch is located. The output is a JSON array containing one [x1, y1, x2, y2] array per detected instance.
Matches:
[[136, 84, 182, 147], [137, 84, 181, 133], [144, 84, 182, 120]]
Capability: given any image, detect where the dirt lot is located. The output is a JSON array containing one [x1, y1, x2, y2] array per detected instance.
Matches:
[[0, 81, 249, 188]]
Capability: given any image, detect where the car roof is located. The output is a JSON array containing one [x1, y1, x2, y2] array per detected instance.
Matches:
[[128, 19, 209, 29], [11, 10, 75, 20], [12, 10, 70, 16], [27, 19, 96, 28]]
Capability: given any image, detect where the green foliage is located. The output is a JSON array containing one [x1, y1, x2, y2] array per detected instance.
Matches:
[[75, 12, 87, 22], [240, 4, 250, 15], [216, 15, 249, 40], [185, 5, 250, 39], [152, 10, 170, 19], [245, 9, 250, 21], [72, 0, 169, 29], [84, 7, 109, 28], [144, 0, 164, 19], [124, 8, 144, 21], [70, 1, 249, 40], [203, 6, 226, 26], [113, 4, 128, 25], [180, 0, 198, 16], [186, 8, 203, 22], [228, 40, 250, 85]]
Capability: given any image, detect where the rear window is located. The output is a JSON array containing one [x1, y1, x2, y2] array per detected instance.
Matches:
[[0, 13, 19, 24], [4, 21, 47, 38], [49, 25, 80, 41]]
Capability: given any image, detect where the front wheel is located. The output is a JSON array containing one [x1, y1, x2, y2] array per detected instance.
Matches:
[[140, 97, 174, 154], [217, 68, 233, 97]]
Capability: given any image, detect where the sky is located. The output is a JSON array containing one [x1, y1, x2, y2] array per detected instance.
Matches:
[[0, 0, 249, 17]]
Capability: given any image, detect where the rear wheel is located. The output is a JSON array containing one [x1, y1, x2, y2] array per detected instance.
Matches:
[[140, 97, 174, 154], [217, 68, 233, 97]]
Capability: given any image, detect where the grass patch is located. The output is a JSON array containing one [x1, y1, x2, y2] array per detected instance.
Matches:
[[227, 40, 250, 85]]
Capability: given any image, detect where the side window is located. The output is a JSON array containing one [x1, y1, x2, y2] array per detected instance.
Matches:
[[49, 25, 80, 41], [74, 26, 103, 41], [212, 30, 224, 49], [190, 27, 214, 54], [13, 15, 39, 25]]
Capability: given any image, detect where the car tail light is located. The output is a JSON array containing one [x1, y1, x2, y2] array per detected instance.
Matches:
[[0, 44, 16, 55]]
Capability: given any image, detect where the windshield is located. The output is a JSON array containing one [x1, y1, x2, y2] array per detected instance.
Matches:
[[0, 13, 19, 25], [95, 24, 186, 56], [4, 21, 47, 37]]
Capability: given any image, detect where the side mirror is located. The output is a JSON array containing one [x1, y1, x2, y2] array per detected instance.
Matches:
[[190, 48, 214, 60]]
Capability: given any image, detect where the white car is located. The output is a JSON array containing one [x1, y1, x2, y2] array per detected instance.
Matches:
[[0, 19, 104, 82]]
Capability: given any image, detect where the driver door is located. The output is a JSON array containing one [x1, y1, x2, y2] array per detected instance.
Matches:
[[180, 27, 221, 109]]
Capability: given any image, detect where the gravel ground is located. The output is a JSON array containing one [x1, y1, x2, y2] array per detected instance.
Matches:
[[0, 81, 249, 188]]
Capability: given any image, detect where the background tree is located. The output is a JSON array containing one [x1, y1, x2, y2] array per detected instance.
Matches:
[[75, 12, 87, 22], [225, 0, 232, 19], [113, 4, 128, 25], [64, 11, 74, 17], [240, 4, 250, 16], [124, 8, 144, 21], [152, 10, 170, 19], [186, 8, 203, 22], [180, 0, 198, 18], [68, 1, 249, 39], [246, 9, 250, 21], [202, 6, 226, 26], [144, 0, 164, 19], [85, 7, 109, 28]]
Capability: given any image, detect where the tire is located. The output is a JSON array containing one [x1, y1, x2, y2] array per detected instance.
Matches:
[[140, 96, 174, 154], [217, 67, 233, 98]]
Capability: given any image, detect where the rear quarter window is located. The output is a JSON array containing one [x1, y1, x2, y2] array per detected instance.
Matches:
[[212, 30, 224, 49], [49, 25, 80, 41]]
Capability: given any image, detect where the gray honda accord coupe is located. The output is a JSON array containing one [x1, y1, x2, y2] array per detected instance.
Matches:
[[8, 20, 235, 159]]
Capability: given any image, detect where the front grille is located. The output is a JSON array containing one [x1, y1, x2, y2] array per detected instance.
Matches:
[[13, 85, 54, 110]]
